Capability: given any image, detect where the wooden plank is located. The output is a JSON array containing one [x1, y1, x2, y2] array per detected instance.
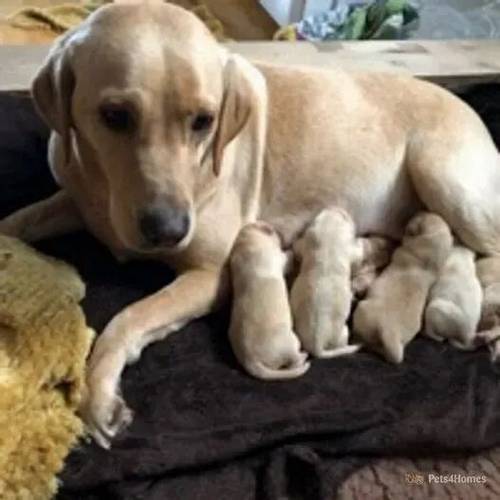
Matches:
[[0, 45, 48, 91], [2, 40, 500, 92], [228, 40, 500, 88]]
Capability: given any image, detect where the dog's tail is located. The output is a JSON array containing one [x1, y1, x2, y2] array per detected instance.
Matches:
[[246, 359, 311, 381], [316, 344, 361, 359], [425, 299, 462, 339]]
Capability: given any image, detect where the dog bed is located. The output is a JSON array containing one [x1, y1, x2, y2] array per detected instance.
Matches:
[[0, 233, 94, 499], [2, 89, 500, 499]]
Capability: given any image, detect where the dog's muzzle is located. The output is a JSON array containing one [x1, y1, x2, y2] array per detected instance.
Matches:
[[139, 202, 190, 248]]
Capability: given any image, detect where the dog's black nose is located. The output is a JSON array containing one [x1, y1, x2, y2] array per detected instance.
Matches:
[[139, 206, 190, 247]]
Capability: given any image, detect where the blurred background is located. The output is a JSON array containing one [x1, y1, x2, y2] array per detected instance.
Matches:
[[1, 0, 500, 44]]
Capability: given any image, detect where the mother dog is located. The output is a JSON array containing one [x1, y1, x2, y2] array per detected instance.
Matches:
[[1, 2, 500, 447]]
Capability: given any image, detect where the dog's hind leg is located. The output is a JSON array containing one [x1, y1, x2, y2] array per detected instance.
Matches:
[[407, 114, 500, 256]]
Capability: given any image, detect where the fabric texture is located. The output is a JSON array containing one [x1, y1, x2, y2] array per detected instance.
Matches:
[[0, 233, 93, 499], [274, 0, 419, 41], [7, 2, 106, 33], [1, 88, 500, 499], [6, 1, 228, 41]]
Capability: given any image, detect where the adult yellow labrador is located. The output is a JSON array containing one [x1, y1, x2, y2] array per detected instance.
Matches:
[[1, 2, 500, 447]]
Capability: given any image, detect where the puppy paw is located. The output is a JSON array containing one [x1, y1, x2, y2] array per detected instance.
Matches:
[[80, 386, 134, 449], [477, 328, 500, 345]]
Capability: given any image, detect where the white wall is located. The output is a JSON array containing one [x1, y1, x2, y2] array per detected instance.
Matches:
[[260, 0, 305, 26], [260, 1, 371, 27], [303, 0, 335, 19]]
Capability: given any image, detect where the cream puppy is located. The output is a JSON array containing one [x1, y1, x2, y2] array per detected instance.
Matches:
[[229, 222, 310, 380], [475, 257, 500, 360], [424, 245, 482, 350], [290, 207, 360, 358], [353, 212, 453, 363], [476, 257, 500, 331], [351, 236, 395, 298]]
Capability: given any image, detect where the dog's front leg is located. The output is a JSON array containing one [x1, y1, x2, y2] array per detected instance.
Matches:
[[82, 266, 226, 448], [0, 190, 83, 241]]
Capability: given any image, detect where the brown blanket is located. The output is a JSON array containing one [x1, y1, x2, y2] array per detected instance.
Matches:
[[341, 447, 500, 498], [1, 88, 500, 499]]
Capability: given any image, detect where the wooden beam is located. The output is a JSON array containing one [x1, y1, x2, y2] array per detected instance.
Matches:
[[2, 40, 500, 92], [228, 40, 500, 88]]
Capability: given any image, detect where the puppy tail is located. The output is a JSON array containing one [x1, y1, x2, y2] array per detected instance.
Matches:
[[425, 299, 468, 343], [317, 344, 361, 359], [246, 359, 311, 381], [381, 330, 404, 364]]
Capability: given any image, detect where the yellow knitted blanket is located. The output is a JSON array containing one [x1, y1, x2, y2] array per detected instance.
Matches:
[[7, 1, 227, 41], [0, 236, 94, 499]]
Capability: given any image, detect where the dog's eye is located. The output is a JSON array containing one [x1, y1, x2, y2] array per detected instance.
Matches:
[[99, 104, 134, 132], [191, 113, 214, 132]]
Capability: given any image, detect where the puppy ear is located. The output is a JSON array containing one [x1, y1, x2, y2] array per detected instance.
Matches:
[[213, 56, 253, 176], [32, 32, 76, 164], [405, 213, 426, 237]]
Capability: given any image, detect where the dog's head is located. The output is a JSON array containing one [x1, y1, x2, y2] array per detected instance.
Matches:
[[32, 2, 257, 252]]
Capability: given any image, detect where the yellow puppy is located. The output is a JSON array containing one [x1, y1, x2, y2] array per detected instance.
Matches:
[[476, 257, 500, 331], [424, 245, 482, 350], [353, 213, 453, 363], [290, 207, 360, 358], [475, 257, 500, 360], [351, 236, 395, 298], [229, 222, 310, 380]]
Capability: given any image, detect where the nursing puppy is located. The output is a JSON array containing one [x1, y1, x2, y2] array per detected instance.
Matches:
[[290, 207, 360, 358], [424, 245, 482, 350], [475, 257, 500, 360], [353, 213, 453, 363], [229, 222, 309, 379], [351, 236, 395, 298], [476, 257, 500, 331]]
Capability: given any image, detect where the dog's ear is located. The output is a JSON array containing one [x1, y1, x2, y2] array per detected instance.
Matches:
[[213, 56, 254, 176], [32, 32, 76, 164]]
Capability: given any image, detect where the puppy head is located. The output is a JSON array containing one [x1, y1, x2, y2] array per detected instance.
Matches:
[[314, 207, 354, 240], [297, 207, 355, 255], [233, 222, 281, 251], [402, 212, 453, 268], [405, 212, 448, 238], [32, 2, 260, 253], [353, 236, 394, 271], [230, 222, 282, 268]]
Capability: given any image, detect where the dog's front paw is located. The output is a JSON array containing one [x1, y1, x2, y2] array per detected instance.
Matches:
[[80, 384, 134, 449]]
